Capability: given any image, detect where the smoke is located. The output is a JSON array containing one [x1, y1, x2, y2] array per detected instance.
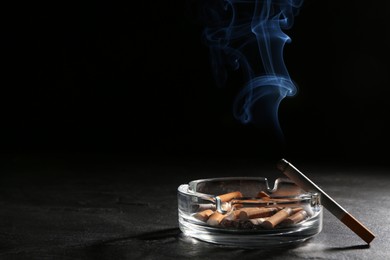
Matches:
[[199, 0, 304, 140]]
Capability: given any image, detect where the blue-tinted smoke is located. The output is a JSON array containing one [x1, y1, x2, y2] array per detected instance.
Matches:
[[201, 0, 303, 139]]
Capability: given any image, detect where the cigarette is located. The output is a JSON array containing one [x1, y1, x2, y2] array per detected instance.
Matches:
[[256, 191, 271, 198], [207, 210, 227, 226], [193, 209, 214, 222], [231, 198, 300, 204], [197, 203, 216, 211], [283, 210, 308, 225], [277, 159, 375, 244], [249, 217, 268, 225], [291, 207, 304, 214], [228, 219, 266, 229], [262, 207, 292, 229], [217, 191, 243, 202], [223, 207, 276, 221], [237, 207, 278, 220]]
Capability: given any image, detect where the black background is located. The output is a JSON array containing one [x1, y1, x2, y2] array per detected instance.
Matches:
[[2, 0, 390, 166], [1, 3, 389, 258]]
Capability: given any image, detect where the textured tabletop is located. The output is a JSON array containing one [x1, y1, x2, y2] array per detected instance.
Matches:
[[1, 156, 389, 259]]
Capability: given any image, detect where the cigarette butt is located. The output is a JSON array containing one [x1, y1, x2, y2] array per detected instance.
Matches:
[[283, 210, 308, 225], [231, 199, 265, 204], [291, 207, 304, 214], [220, 202, 232, 212], [244, 198, 299, 203], [193, 209, 214, 222], [262, 207, 292, 229], [256, 191, 271, 198], [207, 210, 227, 226], [222, 217, 269, 228], [231, 203, 244, 210], [249, 217, 268, 225], [231, 198, 299, 205], [217, 191, 243, 202], [197, 203, 216, 211], [226, 210, 243, 220], [237, 207, 278, 220]]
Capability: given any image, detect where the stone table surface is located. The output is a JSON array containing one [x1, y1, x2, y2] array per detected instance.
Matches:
[[0, 156, 389, 259]]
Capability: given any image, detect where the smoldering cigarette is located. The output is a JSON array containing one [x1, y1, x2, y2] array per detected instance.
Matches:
[[262, 207, 292, 229], [277, 159, 375, 244]]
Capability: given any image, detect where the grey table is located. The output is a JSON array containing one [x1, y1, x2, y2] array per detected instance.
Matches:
[[1, 156, 389, 259]]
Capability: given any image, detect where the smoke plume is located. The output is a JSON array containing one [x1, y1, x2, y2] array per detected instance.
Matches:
[[200, 0, 304, 140]]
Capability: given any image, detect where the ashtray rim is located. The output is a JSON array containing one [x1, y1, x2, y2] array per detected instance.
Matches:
[[179, 176, 318, 201]]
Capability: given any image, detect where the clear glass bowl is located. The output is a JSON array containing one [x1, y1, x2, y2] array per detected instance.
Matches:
[[177, 177, 322, 248]]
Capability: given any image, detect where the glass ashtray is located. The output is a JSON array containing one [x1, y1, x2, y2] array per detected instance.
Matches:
[[177, 177, 322, 248]]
